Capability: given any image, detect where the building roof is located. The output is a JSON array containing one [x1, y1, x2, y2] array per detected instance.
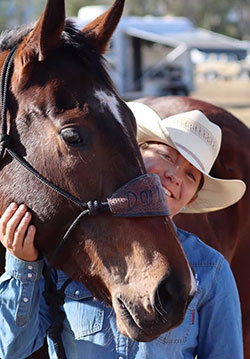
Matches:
[[75, 10, 250, 56], [119, 16, 250, 53]]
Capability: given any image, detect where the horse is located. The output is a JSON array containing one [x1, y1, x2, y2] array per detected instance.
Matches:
[[0, 1, 197, 357], [135, 95, 250, 358]]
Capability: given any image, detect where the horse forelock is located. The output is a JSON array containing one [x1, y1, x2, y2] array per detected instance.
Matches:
[[0, 20, 114, 91], [0, 19, 90, 51]]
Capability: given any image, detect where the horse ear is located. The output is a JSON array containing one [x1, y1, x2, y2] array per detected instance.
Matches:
[[81, 0, 125, 54], [19, 0, 65, 63]]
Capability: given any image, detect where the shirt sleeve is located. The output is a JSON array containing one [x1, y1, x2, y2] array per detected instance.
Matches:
[[0, 251, 51, 359], [197, 257, 244, 359]]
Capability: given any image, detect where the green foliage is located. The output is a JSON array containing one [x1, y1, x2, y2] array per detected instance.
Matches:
[[126, 0, 250, 39], [66, 0, 112, 16], [126, 0, 167, 16]]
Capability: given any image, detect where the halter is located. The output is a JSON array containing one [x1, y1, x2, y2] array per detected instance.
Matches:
[[0, 47, 169, 358]]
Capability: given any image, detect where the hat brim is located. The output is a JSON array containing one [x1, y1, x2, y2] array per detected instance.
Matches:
[[184, 174, 246, 213], [128, 101, 246, 214]]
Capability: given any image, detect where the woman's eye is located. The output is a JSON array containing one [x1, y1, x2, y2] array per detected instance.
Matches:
[[161, 153, 172, 161], [187, 172, 196, 181], [61, 128, 83, 145]]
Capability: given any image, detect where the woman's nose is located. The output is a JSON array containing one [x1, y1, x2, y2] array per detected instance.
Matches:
[[164, 166, 182, 185]]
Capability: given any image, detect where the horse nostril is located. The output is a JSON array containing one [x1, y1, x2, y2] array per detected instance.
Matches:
[[155, 280, 170, 313], [154, 276, 189, 320]]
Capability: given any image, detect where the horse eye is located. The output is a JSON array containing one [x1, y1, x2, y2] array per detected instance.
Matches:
[[61, 128, 83, 145]]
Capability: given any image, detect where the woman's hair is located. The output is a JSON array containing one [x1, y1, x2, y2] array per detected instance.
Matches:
[[197, 175, 204, 193]]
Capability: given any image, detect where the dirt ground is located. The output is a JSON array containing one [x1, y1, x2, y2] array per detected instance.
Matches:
[[191, 78, 250, 128]]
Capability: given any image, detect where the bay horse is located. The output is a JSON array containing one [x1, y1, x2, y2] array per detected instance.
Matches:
[[136, 95, 250, 358], [0, 0, 196, 357]]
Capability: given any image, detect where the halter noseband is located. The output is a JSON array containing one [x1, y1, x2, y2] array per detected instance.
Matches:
[[0, 47, 170, 359]]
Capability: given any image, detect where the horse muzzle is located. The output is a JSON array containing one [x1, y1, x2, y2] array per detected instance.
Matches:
[[112, 273, 195, 342]]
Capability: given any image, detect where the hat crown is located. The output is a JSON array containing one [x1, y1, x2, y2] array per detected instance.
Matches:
[[162, 110, 222, 174]]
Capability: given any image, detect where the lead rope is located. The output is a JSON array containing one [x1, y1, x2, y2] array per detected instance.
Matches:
[[0, 48, 110, 359], [43, 264, 72, 359], [43, 206, 105, 359]]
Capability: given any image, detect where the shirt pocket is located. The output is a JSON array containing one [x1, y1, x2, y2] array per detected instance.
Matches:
[[56, 272, 105, 340], [157, 288, 201, 344]]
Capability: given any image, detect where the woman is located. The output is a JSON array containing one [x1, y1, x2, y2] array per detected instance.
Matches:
[[0, 106, 246, 359]]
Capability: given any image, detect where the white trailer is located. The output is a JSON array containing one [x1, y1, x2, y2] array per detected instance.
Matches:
[[75, 6, 249, 99]]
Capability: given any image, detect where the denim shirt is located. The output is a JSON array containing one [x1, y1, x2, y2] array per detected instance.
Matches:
[[0, 228, 243, 359]]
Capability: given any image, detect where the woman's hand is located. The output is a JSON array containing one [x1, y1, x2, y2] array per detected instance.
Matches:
[[0, 203, 38, 262]]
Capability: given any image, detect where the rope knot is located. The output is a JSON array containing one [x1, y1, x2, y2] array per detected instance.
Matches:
[[87, 200, 101, 216]]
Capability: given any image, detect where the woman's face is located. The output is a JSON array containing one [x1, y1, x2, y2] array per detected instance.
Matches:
[[140, 142, 202, 217]]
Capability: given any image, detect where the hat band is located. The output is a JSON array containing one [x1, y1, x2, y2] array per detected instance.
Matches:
[[175, 143, 206, 172], [167, 117, 219, 155]]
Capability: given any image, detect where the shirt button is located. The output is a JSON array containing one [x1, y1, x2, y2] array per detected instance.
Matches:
[[75, 290, 80, 295], [28, 273, 32, 278], [28, 265, 33, 270], [23, 297, 29, 303]]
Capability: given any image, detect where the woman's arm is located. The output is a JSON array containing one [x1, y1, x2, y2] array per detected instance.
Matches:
[[197, 257, 243, 359], [0, 203, 51, 359]]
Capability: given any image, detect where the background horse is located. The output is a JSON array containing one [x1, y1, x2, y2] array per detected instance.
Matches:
[[0, 1, 196, 357], [137, 95, 250, 358]]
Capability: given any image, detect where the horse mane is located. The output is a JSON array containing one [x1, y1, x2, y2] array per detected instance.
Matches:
[[0, 20, 115, 90], [0, 24, 33, 51]]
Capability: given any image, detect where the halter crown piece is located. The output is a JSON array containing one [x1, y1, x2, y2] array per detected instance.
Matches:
[[0, 47, 170, 359]]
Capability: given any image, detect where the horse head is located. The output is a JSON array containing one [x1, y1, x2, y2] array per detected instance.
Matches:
[[0, 0, 195, 341]]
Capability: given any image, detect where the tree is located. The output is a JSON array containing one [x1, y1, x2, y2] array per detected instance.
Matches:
[[66, 0, 112, 16], [1, 0, 250, 40]]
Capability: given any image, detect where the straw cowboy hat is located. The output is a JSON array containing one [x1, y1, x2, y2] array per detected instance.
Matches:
[[127, 101, 246, 214]]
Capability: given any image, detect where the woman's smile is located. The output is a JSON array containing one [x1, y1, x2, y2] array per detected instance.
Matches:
[[140, 142, 201, 217]]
